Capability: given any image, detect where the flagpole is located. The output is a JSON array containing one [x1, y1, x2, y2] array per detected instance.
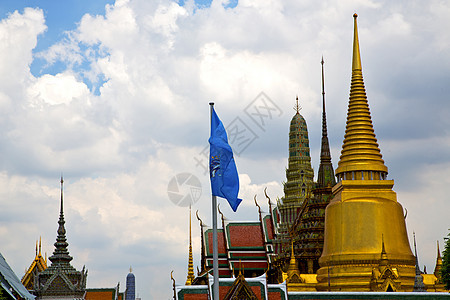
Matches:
[[209, 102, 220, 300]]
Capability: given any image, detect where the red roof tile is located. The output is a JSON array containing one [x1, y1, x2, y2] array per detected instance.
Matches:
[[226, 223, 264, 249]]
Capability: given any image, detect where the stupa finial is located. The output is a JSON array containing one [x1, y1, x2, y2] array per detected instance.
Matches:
[[294, 96, 301, 113]]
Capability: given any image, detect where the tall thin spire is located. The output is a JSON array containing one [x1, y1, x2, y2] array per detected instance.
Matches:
[[413, 232, 426, 291], [317, 57, 335, 188], [352, 14, 362, 71], [185, 206, 195, 285], [335, 13, 388, 180], [434, 240, 443, 279], [48, 176, 73, 266]]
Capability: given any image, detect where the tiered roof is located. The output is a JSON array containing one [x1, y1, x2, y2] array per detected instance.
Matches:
[[198, 198, 276, 279], [21, 238, 47, 291], [35, 177, 87, 298]]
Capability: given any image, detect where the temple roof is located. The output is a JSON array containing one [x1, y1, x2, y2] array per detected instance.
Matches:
[[21, 238, 47, 291], [0, 252, 35, 300], [35, 177, 87, 298]]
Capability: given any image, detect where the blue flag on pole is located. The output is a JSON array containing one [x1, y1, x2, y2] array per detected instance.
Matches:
[[209, 107, 242, 212]]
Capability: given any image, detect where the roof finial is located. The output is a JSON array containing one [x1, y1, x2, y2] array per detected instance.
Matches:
[[294, 96, 301, 114], [60, 175, 64, 215], [195, 210, 203, 227], [39, 236, 42, 256], [218, 203, 224, 221], [254, 195, 261, 214], [352, 13, 362, 71], [171, 271, 176, 300]]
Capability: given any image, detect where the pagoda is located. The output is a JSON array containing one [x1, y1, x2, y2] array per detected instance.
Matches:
[[273, 96, 314, 260], [35, 177, 87, 299], [316, 14, 416, 291], [288, 58, 336, 276]]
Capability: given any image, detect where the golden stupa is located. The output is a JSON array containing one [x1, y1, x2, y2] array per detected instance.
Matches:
[[316, 14, 416, 292]]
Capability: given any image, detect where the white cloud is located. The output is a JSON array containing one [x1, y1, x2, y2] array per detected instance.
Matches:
[[0, 8, 46, 107], [27, 72, 90, 106]]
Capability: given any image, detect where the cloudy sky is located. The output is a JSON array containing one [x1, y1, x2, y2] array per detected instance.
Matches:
[[0, 0, 449, 299]]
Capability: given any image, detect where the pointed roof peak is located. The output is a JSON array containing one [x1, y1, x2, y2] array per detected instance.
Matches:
[[335, 14, 388, 176], [413, 232, 421, 275], [317, 56, 335, 187], [437, 240, 441, 258], [380, 234, 388, 265], [48, 177, 73, 266], [294, 96, 301, 114], [412, 232, 426, 291], [434, 240, 443, 278], [352, 13, 362, 71]]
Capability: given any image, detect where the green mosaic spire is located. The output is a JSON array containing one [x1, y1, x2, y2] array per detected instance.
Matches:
[[283, 97, 314, 204], [274, 97, 314, 257]]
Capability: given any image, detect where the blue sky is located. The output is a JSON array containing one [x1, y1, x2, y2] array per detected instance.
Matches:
[[0, 0, 449, 299]]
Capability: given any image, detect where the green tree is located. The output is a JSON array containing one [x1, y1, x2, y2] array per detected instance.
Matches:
[[0, 285, 9, 300], [442, 230, 450, 290]]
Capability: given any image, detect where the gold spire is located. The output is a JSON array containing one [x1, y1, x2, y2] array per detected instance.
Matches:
[[185, 206, 195, 285], [352, 14, 362, 71], [287, 240, 298, 274], [316, 15, 416, 291], [335, 13, 388, 178]]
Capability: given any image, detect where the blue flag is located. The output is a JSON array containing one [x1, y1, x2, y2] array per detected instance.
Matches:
[[209, 107, 242, 212]]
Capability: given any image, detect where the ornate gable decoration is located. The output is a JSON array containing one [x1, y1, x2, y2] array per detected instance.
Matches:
[[223, 273, 258, 300]]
